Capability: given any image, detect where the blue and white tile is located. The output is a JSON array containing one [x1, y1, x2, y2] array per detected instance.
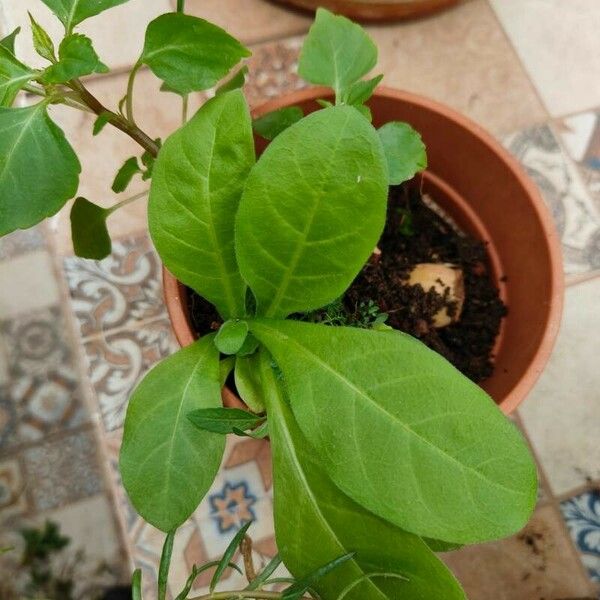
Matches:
[[561, 490, 600, 583], [504, 125, 600, 273]]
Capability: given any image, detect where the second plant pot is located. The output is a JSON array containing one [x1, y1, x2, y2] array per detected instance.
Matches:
[[163, 87, 563, 415]]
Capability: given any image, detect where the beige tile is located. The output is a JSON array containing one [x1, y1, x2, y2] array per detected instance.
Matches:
[[520, 277, 600, 495], [176, 0, 311, 45], [367, 0, 547, 136], [44, 70, 205, 254], [490, 0, 600, 117], [2, 0, 171, 73], [0, 250, 59, 318], [444, 505, 596, 599]]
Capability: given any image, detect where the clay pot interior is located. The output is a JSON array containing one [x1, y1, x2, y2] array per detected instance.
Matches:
[[164, 87, 563, 415]]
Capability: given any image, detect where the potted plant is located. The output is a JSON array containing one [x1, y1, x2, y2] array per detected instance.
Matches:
[[0, 2, 562, 598]]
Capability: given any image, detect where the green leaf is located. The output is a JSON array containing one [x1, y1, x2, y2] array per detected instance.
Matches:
[[354, 103, 372, 122], [378, 122, 427, 185], [0, 103, 80, 235], [92, 111, 111, 135], [188, 407, 263, 434], [120, 335, 226, 532], [141, 13, 250, 95], [70, 197, 111, 260], [251, 319, 537, 544], [0, 27, 21, 54], [112, 156, 141, 193], [260, 353, 467, 600], [246, 554, 282, 590], [40, 0, 131, 32], [42, 33, 108, 83], [214, 320, 249, 355], [0, 45, 36, 107], [234, 353, 265, 413], [342, 74, 383, 106], [252, 106, 303, 141], [219, 356, 235, 386], [423, 538, 463, 553], [298, 8, 377, 98], [175, 561, 242, 600], [236, 105, 388, 318], [149, 90, 254, 319], [210, 521, 252, 592], [158, 530, 175, 600], [215, 64, 248, 95], [132, 569, 142, 600], [28, 13, 56, 62]]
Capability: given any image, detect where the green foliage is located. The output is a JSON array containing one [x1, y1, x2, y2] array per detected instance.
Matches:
[[158, 530, 175, 600], [356, 299, 388, 328], [236, 105, 388, 318], [210, 521, 252, 592], [120, 335, 226, 532], [112, 156, 141, 193], [342, 74, 383, 106], [70, 197, 111, 259], [234, 353, 265, 412], [260, 355, 466, 600], [298, 8, 377, 99], [149, 90, 254, 319], [92, 111, 112, 135], [250, 319, 537, 544], [214, 319, 249, 354], [28, 13, 56, 62], [0, 45, 35, 107], [188, 407, 264, 434], [132, 569, 142, 600], [0, 27, 21, 53], [253, 106, 303, 140], [0, 103, 80, 235], [40, 0, 131, 32], [141, 13, 250, 95], [378, 122, 427, 185], [42, 33, 108, 83], [215, 64, 248, 95]]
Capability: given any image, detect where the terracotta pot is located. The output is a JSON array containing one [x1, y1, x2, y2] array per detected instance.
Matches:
[[163, 87, 564, 415], [272, 0, 460, 22]]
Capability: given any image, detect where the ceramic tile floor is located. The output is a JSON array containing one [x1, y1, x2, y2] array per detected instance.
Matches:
[[1, 0, 600, 598]]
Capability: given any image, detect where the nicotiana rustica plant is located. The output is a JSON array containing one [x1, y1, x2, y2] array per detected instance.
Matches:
[[0, 2, 537, 598]]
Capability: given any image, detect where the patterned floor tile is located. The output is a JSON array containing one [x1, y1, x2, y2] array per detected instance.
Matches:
[[0, 307, 88, 449], [490, 0, 600, 117], [520, 278, 600, 495], [22, 429, 105, 512], [504, 125, 600, 274], [561, 489, 600, 583], [0, 457, 28, 521], [84, 318, 177, 432], [444, 504, 597, 599], [0, 226, 45, 261], [64, 235, 166, 339]]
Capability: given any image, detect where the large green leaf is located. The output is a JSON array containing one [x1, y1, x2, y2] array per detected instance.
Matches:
[[149, 90, 253, 319], [298, 8, 377, 98], [236, 105, 388, 318], [260, 354, 466, 600], [40, 0, 131, 32], [0, 45, 35, 107], [378, 122, 427, 185], [141, 13, 250, 95], [0, 103, 80, 235], [42, 33, 108, 83], [120, 335, 225, 532], [250, 319, 537, 544]]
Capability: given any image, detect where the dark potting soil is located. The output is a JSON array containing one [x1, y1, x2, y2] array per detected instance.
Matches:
[[186, 182, 507, 383]]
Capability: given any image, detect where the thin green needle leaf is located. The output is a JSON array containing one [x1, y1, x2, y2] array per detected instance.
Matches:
[[245, 554, 282, 590], [132, 569, 142, 600], [210, 521, 252, 592]]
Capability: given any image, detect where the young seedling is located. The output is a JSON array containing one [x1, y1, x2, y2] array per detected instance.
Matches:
[[0, 3, 537, 599]]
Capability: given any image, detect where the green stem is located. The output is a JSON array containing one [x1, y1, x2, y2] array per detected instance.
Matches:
[[182, 95, 189, 124], [126, 62, 142, 125], [23, 83, 46, 97], [177, 0, 185, 11], [189, 591, 283, 600], [106, 189, 149, 216]]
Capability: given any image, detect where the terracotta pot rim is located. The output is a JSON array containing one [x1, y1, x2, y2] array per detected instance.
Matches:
[[163, 86, 564, 415]]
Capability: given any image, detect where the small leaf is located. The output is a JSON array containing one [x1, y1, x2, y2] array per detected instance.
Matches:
[[158, 530, 175, 600], [175, 561, 242, 600], [298, 8, 377, 98], [252, 106, 303, 140], [246, 554, 282, 590], [215, 64, 248, 95], [188, 407, 263, 435], [141, 13, 250, 95], [219, 356, 235, 386], [131, 569, 142, 600], [214, 319, 249, 355], [92, 111, 112, 135], [234, 354, 265, 412], [140, 146, 157, 180], [120, 335, 225, 532], [1, 27, 21, 54], [316, 99, 333, 108], [210, 521, 252, 592], [342, 74, 383, 106], [423, 538, 463, 553], [112, 156, 141, 193], [0, 103, 80, 235], [70, 197, 111, 260], [0, 45, 36, 107], [43, 33, 108, 83], [237, 333, 259, 357], [40, 0, 131, 32], [353, 103, 372, 121], [378, 121, 428, 185], [28, 13, 56, 62]]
